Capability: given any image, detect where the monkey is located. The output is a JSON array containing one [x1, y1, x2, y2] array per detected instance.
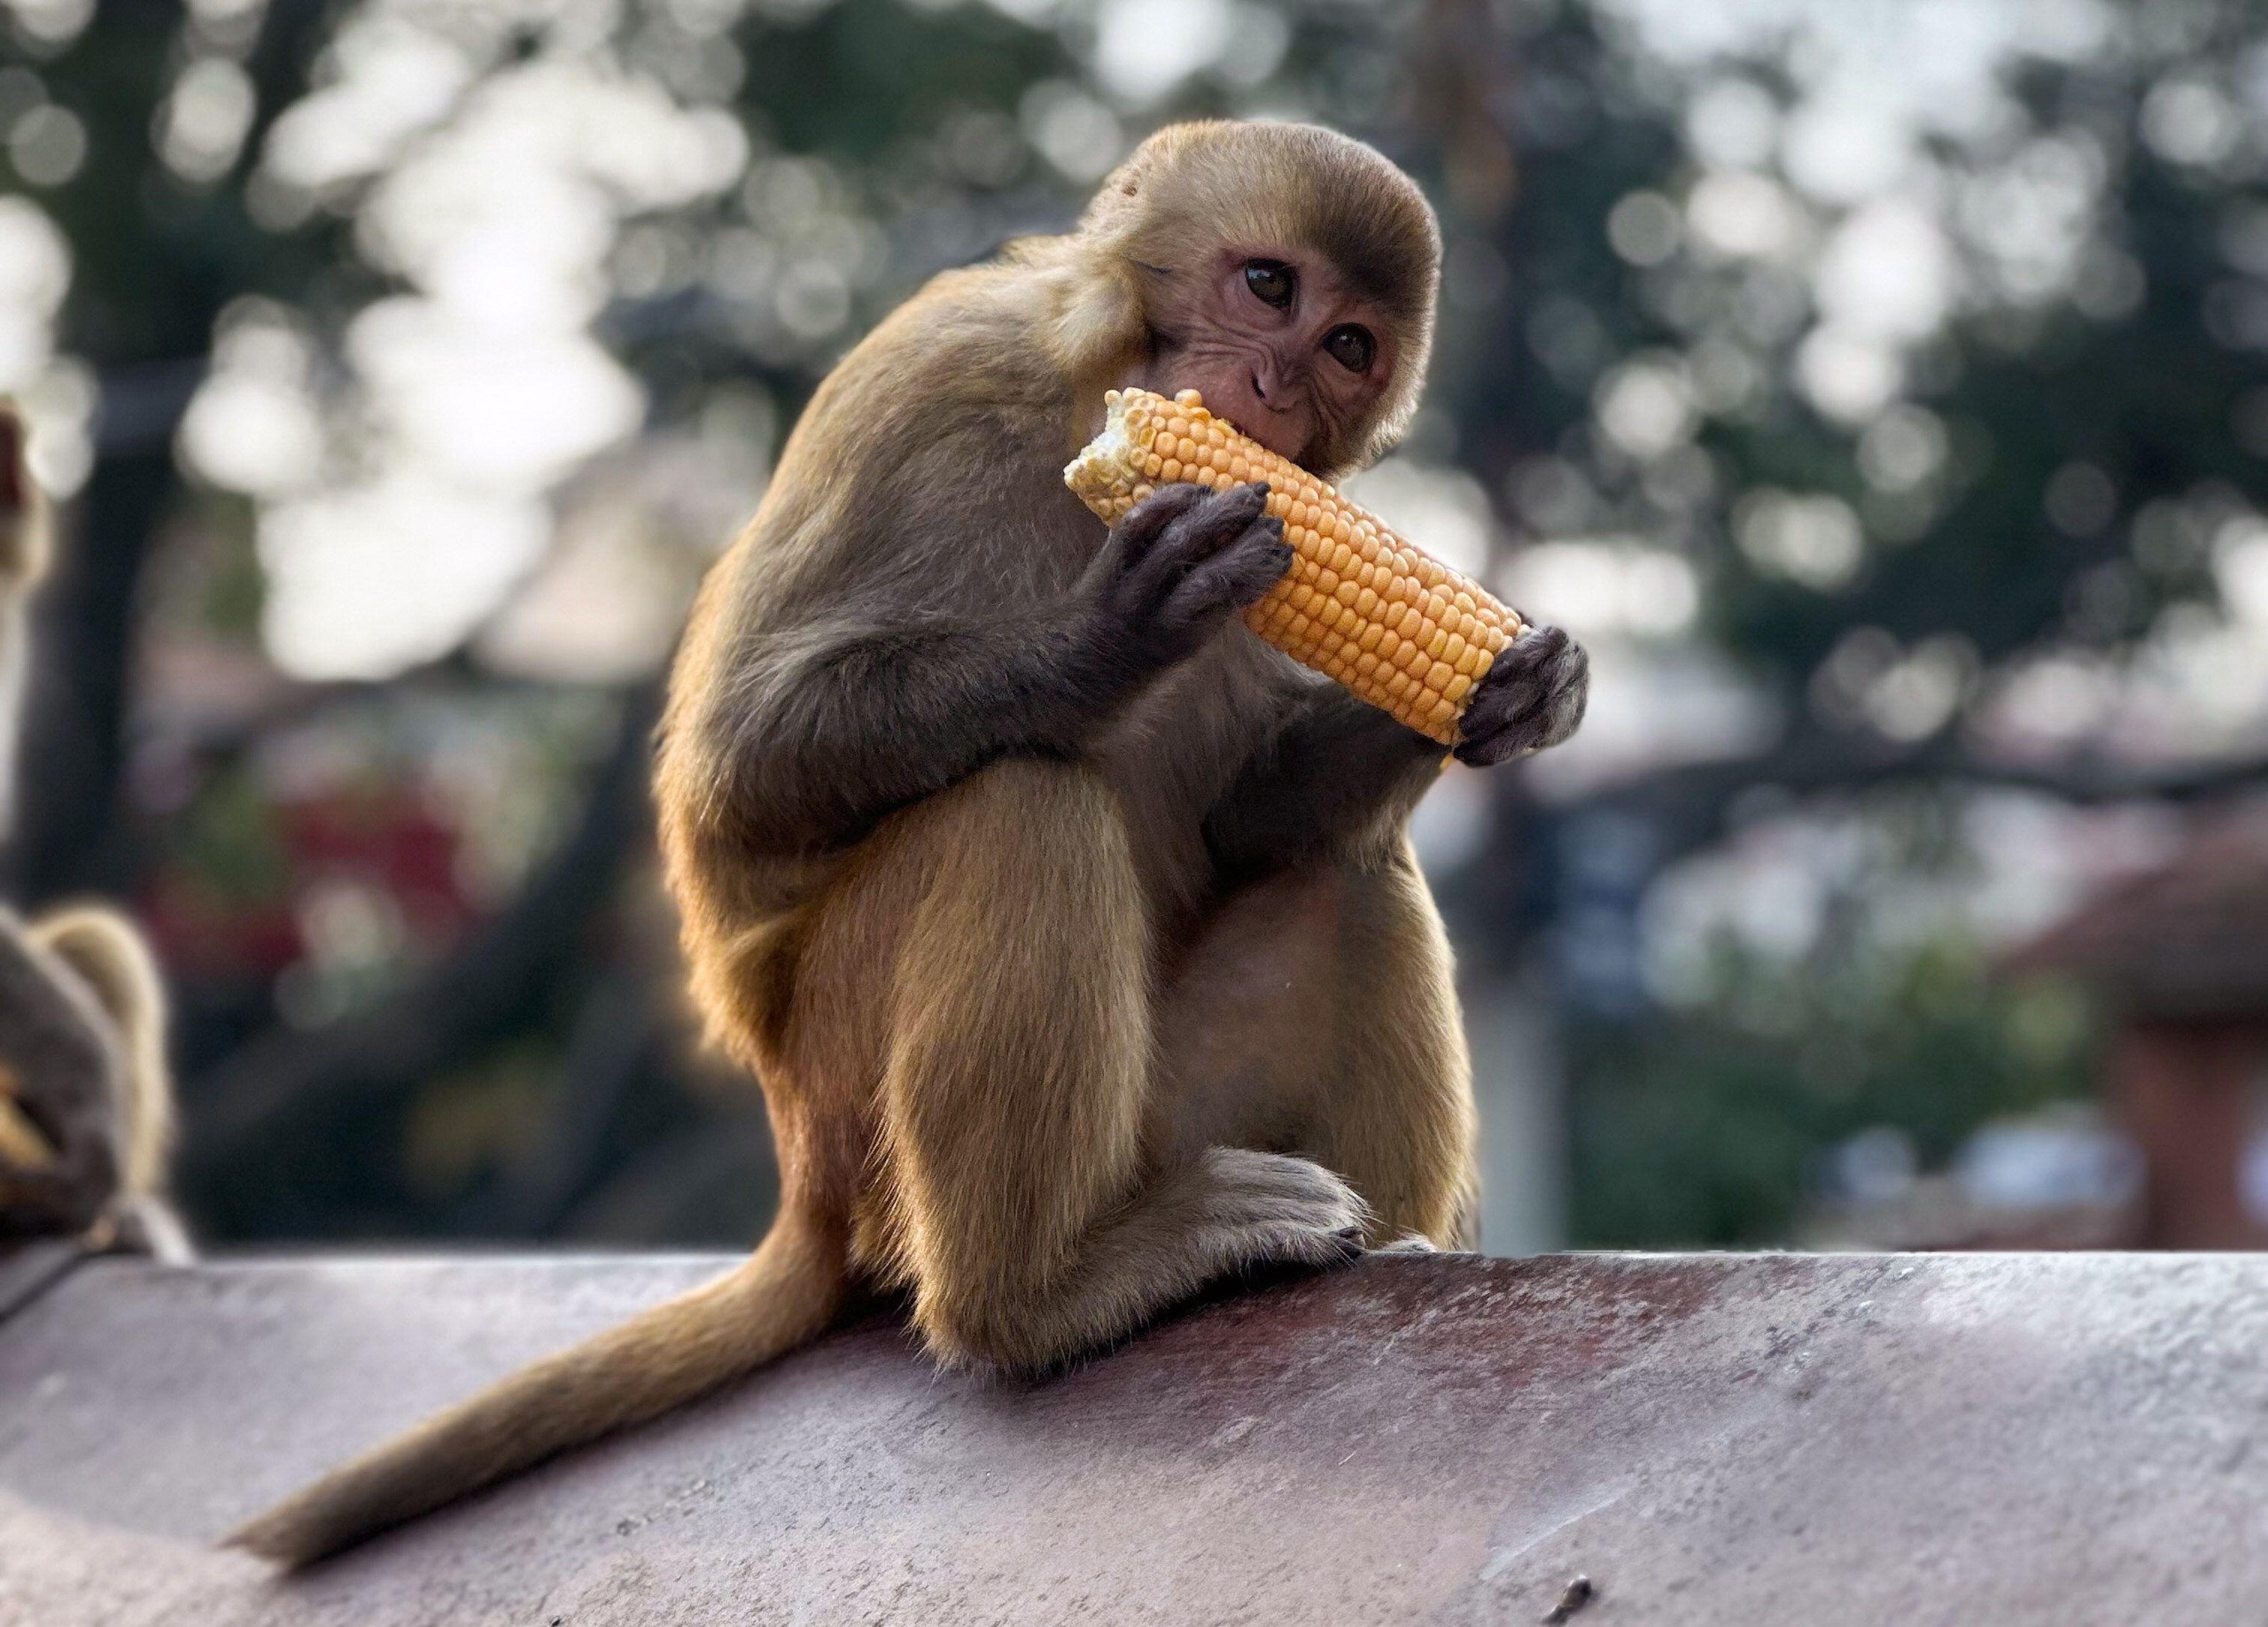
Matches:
[[0, 904, 189, 1260], [229, 120, 1588, 1566], [0, 404, 191, 1265]]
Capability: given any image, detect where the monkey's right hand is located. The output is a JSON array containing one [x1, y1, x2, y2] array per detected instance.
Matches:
[[1080, 482, 1291, 672]]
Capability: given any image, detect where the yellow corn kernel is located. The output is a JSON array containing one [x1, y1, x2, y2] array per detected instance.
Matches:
[[1065, 388, 1524, 745]]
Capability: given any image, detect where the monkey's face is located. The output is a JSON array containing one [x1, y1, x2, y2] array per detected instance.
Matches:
[[1130, 247, 1394, 473]]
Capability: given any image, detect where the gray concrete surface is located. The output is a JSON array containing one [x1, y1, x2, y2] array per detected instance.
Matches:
[[2, 1250, 2264, 1624]]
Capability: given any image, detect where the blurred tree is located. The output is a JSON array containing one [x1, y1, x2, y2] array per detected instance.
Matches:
[[0, 0, 1398, 1244], [1411, 0, 2268, 1242], [10, 0, 2268, 1249], [6, 0, 340, 904]]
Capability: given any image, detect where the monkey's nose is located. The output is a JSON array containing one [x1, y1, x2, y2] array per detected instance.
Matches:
[[1248, 368, 1270, 404]]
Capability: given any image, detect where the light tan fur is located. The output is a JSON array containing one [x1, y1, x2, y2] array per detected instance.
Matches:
[[232, 121, 1480, 1567], [28, 907, 175, 1199]]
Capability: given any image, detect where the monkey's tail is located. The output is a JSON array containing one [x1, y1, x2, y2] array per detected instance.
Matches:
[[226, 1205, 847, 1569], [28, 905, 171, 1194]]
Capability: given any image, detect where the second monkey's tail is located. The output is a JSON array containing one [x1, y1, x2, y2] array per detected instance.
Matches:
[[226, 1206, 846, 1569]]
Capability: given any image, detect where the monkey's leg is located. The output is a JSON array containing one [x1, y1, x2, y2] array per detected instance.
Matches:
[[1192, 690, 1478, 1245], [1295, 843, 1479, 1247], [1153, 849, 1478, 1250], [877, 758, 1367, 1373]]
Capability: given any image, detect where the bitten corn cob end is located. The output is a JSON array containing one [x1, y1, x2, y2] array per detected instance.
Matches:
[[1065, 388, 1523, 746]]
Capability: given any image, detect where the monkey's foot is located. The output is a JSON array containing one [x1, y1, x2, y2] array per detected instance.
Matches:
[[1181, 1147, 1372, 1275], [1370, 1233, 1439, 1254]]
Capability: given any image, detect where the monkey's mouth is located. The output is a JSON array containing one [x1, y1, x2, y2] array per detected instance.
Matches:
[[1063, 391, 1145, 502]]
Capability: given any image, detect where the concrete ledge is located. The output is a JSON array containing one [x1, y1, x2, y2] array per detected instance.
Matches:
[[4, 1250, 2266, 1623]]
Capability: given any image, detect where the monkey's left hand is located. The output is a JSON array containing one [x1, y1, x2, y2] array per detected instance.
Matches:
[[1450, 624, 1589, 767]]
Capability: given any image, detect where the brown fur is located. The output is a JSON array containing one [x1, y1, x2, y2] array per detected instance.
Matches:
[[231, 121, 1573, 1568], [0, 403, 189, 1261]]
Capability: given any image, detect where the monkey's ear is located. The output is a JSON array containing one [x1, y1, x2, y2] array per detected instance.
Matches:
[[1045, 257, 1146, 389], [27, 908, 173, 1197]]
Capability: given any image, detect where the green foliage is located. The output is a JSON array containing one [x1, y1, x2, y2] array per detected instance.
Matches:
[[734, 0, 1076, 159], [1568, 937, 2097, 1247]]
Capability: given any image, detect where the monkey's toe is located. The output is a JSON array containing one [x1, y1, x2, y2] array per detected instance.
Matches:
[[1370, 1232, 1438, 1254]]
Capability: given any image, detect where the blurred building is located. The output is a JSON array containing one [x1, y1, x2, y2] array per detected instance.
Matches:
[[2005, 809, 2268, 1251]]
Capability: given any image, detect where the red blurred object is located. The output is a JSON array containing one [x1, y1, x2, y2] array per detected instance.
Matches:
[[2006, 807, 2268, 1249], [141, 789, 476, 982]]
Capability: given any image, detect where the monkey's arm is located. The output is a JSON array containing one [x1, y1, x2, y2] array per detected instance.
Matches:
[[703, 483, 1289, 856], [713, 611, 1146, 853], [1202, 682, 1445, 879], [1204, 622, 1592, 876]]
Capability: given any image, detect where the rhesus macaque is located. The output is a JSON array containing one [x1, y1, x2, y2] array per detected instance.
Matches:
[[234, 120, 1588, 1565], [0, 406, 189, 1263]]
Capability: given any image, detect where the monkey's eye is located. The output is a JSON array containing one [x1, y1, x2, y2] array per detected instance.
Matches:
[[1243, 260, 1295, 308], [1324, 324, 1376, 373]]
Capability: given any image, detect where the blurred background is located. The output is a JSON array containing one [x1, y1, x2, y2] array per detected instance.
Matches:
[[4, 0, 2265, 1255]]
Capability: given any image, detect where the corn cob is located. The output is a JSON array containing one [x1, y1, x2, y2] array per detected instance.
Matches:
[[1066, 388, 1522, 745]]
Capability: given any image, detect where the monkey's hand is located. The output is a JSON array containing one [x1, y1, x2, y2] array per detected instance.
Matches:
[[1081, 482, 1290, 673], [1451, 623, 1589, 767]]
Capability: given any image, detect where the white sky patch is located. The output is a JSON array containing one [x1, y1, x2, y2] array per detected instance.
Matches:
[[1795, 326, 1904, 424], [1779, 93, 1911, 205], [1091, 0, 1234, 105], [0, 0, 93, 46], [1686, 76, 1780, 170], [1021, 80, 1126, 182], [178, 304, 325, 498], [0, 197, 66, 393], [1683, 168, 1810, 262], [1736, 489, 1865, 590], [346, 298, 644, 491], [1594, 354, 1698, 461], [1814, 199, 1957, 344], [198, 15, 749, 682], [259, 477, 550, 680], [2213, 516, 2268, 626], [0, 195, 89, 495], [1502, 540, 1700, 641], [159, 57, 259, 184], [260, 15, 477, 195]]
